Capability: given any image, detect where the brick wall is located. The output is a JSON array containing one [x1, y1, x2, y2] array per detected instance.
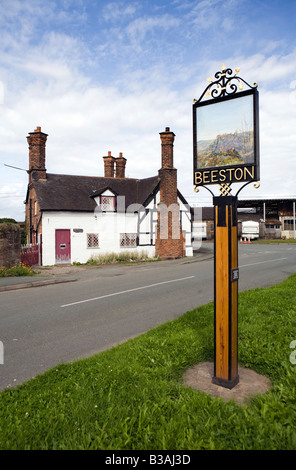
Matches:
[[25, 185, 42, 244], [0, 223, 21, 267], [27, 127, 48, 182]]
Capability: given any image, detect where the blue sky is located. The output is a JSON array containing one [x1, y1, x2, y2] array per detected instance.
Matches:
[[1, 0, 296, 220]]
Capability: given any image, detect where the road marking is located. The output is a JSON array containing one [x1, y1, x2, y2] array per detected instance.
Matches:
[[240, 257, 288, 268], [61, 275, 196, 308]]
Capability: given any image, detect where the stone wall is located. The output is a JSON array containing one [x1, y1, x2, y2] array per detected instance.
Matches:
[[0, 223, 21, 267]]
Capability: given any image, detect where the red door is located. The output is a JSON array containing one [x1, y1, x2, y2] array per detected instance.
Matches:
[[55, 229, 71, 264]]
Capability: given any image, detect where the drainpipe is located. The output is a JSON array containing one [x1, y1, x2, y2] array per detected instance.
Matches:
[[29, 199, 32, 244], [293, 201, 295, 240]]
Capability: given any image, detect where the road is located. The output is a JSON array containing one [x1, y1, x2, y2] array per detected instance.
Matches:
[[0, 243, 295, 391]]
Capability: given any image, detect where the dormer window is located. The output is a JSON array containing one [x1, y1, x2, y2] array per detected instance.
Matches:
[[92, 188, 117, 212], [100, 195, 115, 212]]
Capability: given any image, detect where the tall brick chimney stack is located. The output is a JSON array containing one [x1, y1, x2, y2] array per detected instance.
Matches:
[[155, 127, 184, 260], [160, 127, 175, 170], [115, 152, 126, 178], [159, 127, 177, 205], [103, 151, 116, 178], [27, 126, 48, 182]]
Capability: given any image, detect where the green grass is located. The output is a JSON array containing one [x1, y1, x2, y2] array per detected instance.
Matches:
[[1, 275, 296, 450]]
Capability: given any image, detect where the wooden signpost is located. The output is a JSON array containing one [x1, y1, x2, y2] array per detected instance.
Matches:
[[193, 66, 260, 388]]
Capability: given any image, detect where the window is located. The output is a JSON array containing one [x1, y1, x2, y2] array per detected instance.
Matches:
[[284, 219, 294, 231], [87, 233, 99, 248], [266, 224, 280, 229], [100, 196, 115, 211], [120, 233, 137, 248]]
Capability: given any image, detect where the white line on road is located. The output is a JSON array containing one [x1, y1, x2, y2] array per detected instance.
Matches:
[[61, 275, 196, 308], [240, 257, 288, 268]]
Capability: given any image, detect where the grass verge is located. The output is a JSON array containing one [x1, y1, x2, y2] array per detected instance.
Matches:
[[1, 275, 296, 450], [74, 250, 160, 266]]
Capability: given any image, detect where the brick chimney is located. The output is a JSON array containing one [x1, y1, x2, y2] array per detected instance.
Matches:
[[27, 126, 48, 182], [155, 127, 184, 260], [115, 152, 126, 178], [103, 151, 116, 178]]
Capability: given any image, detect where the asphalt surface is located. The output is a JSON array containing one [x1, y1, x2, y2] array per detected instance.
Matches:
[[0, 242, 295, 391]]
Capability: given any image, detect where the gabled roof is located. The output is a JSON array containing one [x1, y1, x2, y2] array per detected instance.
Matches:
[[30, 173, 160, 212], [91, 186, 119, 197]]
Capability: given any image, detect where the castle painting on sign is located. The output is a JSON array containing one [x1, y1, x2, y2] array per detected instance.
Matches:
[[196, 93, 255, 169]]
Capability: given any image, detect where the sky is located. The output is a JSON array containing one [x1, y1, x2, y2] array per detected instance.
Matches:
[[1, 0, 296, 221]]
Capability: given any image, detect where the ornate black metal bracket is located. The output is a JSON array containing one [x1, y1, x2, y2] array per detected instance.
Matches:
[[194, 184, 215, 197], [194, 65, 258, 104], [194, 181, 260, 198]]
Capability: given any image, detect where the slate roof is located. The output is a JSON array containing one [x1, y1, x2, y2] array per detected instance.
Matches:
[[29, 173, 160, 212]]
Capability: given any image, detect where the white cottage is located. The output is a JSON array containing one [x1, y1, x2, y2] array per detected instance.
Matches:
[[25, 126, 193, 265]]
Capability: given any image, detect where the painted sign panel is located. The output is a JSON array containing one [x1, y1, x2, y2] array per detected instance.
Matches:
[[193, 88, 260, 186]]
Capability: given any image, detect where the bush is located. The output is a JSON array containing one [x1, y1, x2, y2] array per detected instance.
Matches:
[[86, 250, 159, 265], [0, 262, 35, 277]]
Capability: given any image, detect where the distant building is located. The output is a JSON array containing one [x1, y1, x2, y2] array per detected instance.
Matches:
[[192, 195, 296, 240], [238, 195, 296, 240]]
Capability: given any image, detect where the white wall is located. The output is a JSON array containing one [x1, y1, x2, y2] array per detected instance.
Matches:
[[41, 192, 193, 265], [179, 198, 193, 257], [42, 210, 155, 266]]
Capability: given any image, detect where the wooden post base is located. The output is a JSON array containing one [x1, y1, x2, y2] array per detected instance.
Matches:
[[213, 196, 239, 389], [212, 374, 239, 390]]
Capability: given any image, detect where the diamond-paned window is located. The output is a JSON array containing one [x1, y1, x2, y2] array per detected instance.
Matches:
[[101, 196, 115, 211], [120, 233, 137, 248], [87, 233, 99, 248]]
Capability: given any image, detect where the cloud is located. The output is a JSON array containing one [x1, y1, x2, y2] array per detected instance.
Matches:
[[0, 183, 27, 220], [2, 44, 296, 218], [126, 14, 179, 42], [189, 0, 239, 31], [102, 1, 138, 22], [0, 1, 296, 219]]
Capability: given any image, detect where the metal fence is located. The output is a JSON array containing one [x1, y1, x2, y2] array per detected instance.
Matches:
[[20, 243, 40, 266]]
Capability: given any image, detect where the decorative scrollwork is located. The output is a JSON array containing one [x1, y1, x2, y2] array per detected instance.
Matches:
[[193, 185, 215, 197], [194, 65, 258, 103], [219, 183, 232, 196]]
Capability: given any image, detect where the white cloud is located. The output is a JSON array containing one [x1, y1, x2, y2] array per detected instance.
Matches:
[[2, 45, 296, 218], [102, 1, 138, 22], [0, 1, 296, 219], [126, 14, 179, 42], [190, 0, 238, 31]]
